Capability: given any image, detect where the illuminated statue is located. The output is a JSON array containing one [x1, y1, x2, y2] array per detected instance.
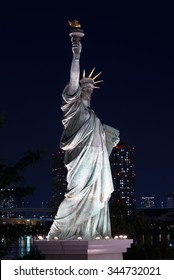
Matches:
[[48, 21, 120, 240]]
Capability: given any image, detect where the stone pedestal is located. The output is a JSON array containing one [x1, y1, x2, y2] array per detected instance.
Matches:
[[35, 239, 133, 260]]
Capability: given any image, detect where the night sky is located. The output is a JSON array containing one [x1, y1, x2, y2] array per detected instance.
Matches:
[[1, 3, 174, 208]]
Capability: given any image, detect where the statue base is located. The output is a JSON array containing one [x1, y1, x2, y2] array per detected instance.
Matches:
[[35, 239, 133, 260]]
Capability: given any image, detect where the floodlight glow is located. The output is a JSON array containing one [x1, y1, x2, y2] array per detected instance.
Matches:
[[104, 236, 110, 239], [114, 236, 119, 239], [38, 235, 44, 240]]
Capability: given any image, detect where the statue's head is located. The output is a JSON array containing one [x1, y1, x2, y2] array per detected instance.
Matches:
[[80, 68, 103, 100]]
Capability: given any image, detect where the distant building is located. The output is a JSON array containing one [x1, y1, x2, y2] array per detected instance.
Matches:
[[51, 151, 67, 215], [141, 196, 155, 208], [166, 193, 174, 208], [0, 187, 22, 218], [109, 142, 136, 216]]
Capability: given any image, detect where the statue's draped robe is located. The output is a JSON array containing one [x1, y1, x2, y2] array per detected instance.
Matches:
[[48, 85, 114, 240]]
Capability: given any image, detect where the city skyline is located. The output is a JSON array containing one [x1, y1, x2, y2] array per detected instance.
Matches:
[[1, 4, 174, 208]]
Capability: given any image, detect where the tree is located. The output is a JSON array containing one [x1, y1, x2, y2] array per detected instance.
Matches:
[[0, 149, 46, 189]]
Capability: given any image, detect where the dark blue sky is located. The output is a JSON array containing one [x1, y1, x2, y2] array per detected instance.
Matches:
[[1, 3, 174, 207]]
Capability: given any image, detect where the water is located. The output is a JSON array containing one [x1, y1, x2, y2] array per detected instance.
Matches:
[[4, 235, 34, 259]]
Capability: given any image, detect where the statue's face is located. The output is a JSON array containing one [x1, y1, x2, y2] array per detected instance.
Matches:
[[81, 84, 93, 99]]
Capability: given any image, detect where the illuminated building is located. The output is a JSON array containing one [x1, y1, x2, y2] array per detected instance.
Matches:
[[109, 142, 136, 216], [0, 187, 22, 218], [51, 151, 67, 214], [141, 196, 155, 208], [166, 193, 174, 208]]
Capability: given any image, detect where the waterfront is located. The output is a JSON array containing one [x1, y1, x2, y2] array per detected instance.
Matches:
[[4, 235, 34, 259], [2, 232, 174, 260]]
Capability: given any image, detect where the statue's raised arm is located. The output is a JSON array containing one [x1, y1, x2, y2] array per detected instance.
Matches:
[[68, 20, 84, 95]]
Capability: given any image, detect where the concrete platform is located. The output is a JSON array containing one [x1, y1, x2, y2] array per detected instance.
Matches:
[[35, 239, 133, 260]]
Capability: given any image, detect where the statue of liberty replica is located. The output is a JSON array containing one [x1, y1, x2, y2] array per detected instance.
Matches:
[[48, 21, 120, 240]]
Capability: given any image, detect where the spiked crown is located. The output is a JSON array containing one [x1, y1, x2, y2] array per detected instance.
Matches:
[[80, 67, 103, 89]]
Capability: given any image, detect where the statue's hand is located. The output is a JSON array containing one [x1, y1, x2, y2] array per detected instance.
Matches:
[[71, 37, 82, 59]]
